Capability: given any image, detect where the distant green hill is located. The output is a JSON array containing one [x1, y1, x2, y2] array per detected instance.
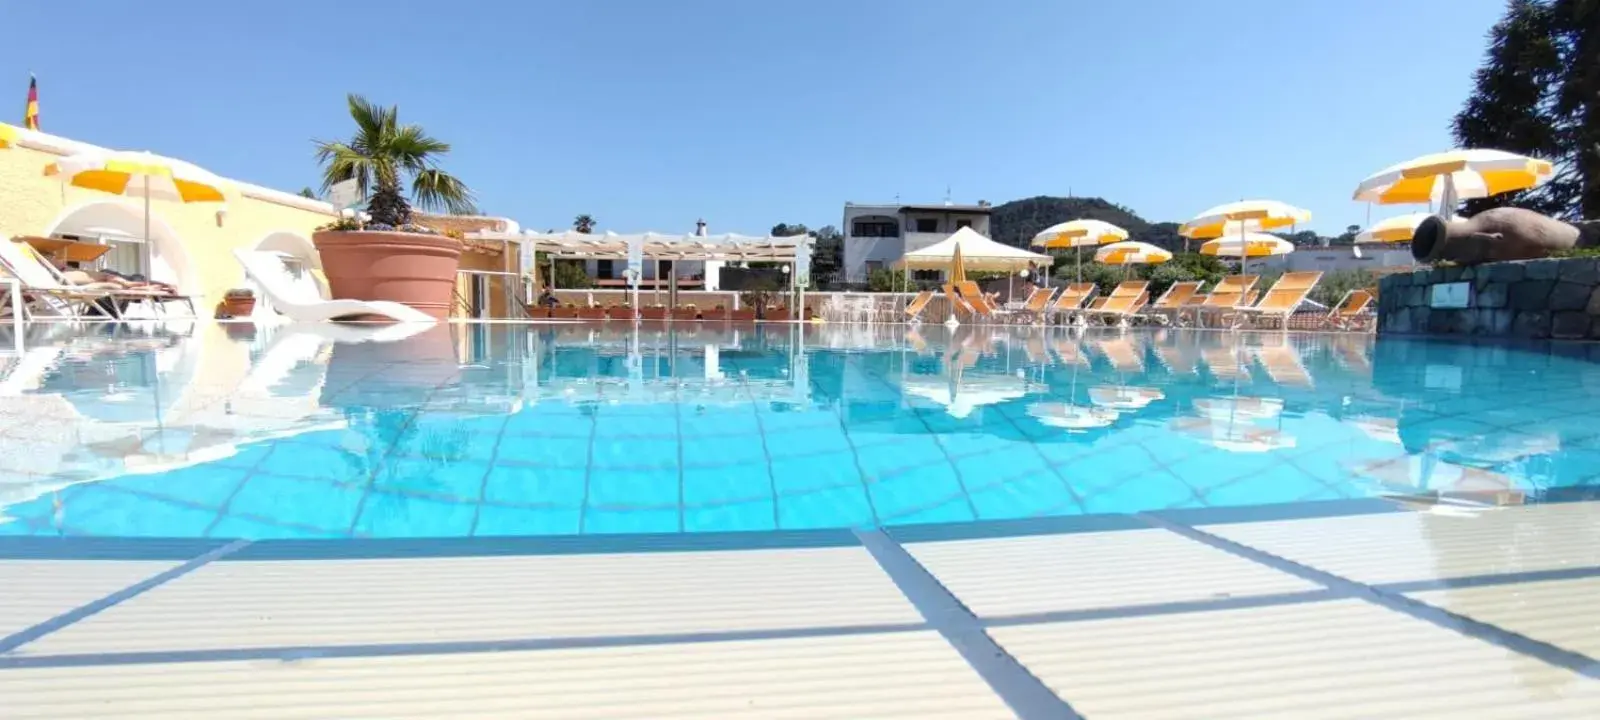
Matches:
[[988, 196, 1335, 251]]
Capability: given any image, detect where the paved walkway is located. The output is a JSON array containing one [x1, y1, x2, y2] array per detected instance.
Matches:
[[4, 500, 1600, 718]]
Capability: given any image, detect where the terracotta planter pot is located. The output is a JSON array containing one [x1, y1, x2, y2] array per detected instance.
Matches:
[[640, 306, 669, 320], [321, 324, 461, 409], [765, 307, 791, 322], [607, 306, 634, 320], [528, 306, 551, 319], [553, 306, 579, 319], [218, 297, 255, 318], [701, 307, 728, 321], [730, 308, 757, 322], [313, 230, 462, 320], [577, 306, 607, 320], [672, 307, 700, 321]]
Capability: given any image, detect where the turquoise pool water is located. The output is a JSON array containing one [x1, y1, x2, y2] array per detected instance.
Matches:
[[1, 321, 1598, 539]]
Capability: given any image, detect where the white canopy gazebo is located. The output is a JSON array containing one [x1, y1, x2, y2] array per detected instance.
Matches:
[[895, 227, 1053, 272], [469, 229, 815, 311]]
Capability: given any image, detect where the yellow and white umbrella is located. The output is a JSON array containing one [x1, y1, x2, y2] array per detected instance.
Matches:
[[45, 150, 233, 203], [0, 123, 20, 149], [1199, 231, 1294, 276], [1355, 213, 1431, 243], [1033, 219, 1129, 283], [1352, 149, 1554, 218], [1094, 241, 1171, 265], [44, 151, 233, 284], [1179, 200, 1312, 240]]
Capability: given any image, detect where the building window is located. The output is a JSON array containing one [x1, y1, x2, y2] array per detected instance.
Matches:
[[913, 269, 940, 281], [955, 219, 973, 230], [865, 260, 884, 274], [915, 218, 938, 233], [596, 259, 615, 278], [851, 220, 899, 238]]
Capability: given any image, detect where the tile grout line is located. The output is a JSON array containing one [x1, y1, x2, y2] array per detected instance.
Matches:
[[0, 538, 251, 655], [853, 528, 1083, 720], [1135, 512, 1600, 680]]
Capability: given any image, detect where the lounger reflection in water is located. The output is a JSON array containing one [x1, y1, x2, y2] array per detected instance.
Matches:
[[233, 250, 434, 323]]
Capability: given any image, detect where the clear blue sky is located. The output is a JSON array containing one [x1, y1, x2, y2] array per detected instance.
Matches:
[[4, 0, 1505, 236]]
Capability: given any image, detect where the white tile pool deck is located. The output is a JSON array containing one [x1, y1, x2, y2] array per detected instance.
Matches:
[[4, 500, 1600, 718]]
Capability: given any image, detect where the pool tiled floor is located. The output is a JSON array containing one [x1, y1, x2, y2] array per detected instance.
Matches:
[[5, 501, 1600, 718]]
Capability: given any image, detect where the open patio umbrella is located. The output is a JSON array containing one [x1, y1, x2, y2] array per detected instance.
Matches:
[[1179, 200, 1312, 244], [1352, 149, 1554, 219], [44, 150, 234, 285], [1354, 213, 1432, 244], [1031, 219, 1128, 283], [1199, 232, 1294, 277], [1094, 241, 1171, 284], [0, 123, 20, 149]]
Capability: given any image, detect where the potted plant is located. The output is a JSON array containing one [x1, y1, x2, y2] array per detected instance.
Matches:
[[765, 305, 792, 322], [577, 304, 607, 320], [553, 303, 579, 319], [607, 304, 633, 320], [527, 304, 551, 319], [730, 306, 757, 322], [640, 304, 669, 320], [313, 94, 477, 321], [701, 305, 728, 321], [219, 288, 255, 318], [672, 304, 700, 321]]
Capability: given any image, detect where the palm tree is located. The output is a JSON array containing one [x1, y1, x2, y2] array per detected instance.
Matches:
[[315, 94, 476, 227], [573, 214, 596, 234]]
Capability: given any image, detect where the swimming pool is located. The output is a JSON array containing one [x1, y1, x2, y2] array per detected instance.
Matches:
[[2, 321, 1598, 540]]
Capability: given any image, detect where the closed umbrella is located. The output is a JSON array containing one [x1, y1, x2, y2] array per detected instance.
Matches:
[[1031, 219, 1128, 283]]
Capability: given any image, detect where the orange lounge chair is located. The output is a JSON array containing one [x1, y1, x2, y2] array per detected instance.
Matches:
[[1084, 281, 1150, 324], [1193, 275, 1260, 327], [1047, 283, 1097, 324], [942, 283, 976, 321], [1012, 286, 1058, 324], [1142, 281, 1202, 325], [904, 290, 935, 323], [954, 281, 1000, 321], [1322, 288, 1375, 331], [1227, 272, 1323, 329]]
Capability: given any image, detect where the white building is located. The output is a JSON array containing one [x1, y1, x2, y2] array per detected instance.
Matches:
[[842, 201, 994, 283], [1253, 245, 1420, 274], [580, 218, 724, 290]]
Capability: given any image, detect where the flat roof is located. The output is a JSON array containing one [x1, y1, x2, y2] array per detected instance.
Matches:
[[898, 204, 993, 214], [470, 230, 813, 262]]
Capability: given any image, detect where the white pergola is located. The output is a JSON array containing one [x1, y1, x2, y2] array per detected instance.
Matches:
[[468, 229, 815, 310]]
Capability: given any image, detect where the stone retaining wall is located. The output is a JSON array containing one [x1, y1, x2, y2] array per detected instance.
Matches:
[[1377, 257, 1600, 339]]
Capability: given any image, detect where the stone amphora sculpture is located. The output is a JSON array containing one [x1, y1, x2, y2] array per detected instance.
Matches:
[[1413, 207, 1587, 265]]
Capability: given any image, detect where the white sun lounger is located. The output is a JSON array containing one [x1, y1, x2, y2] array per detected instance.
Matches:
[[233, 250, 435, 324]]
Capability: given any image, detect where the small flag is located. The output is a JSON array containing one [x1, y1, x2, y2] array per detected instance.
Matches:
[[24, 75, 39, 131]]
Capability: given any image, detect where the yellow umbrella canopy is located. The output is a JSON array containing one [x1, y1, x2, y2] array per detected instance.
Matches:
[[1353, 149, 1554, 207], [949, 243, 967, 284], [1198, 232, 1296, 258], [1180, 200, 1312, 239], [45, 150, 234, 203], [0, 123, 19, 149], [1355, 213, 1431, 243], [1094, 241, 1172, 265], [1030, 219, 1128, 249]]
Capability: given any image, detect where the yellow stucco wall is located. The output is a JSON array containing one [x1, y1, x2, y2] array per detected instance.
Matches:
[[0, 137, 333, 307]]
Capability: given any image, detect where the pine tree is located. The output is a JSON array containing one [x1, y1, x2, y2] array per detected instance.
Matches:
[[1453, 0, 1599, 219]]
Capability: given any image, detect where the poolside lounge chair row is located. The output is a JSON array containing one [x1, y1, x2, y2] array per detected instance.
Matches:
[[902, 273, 1374, 331], [0, 239, 197, 321]]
